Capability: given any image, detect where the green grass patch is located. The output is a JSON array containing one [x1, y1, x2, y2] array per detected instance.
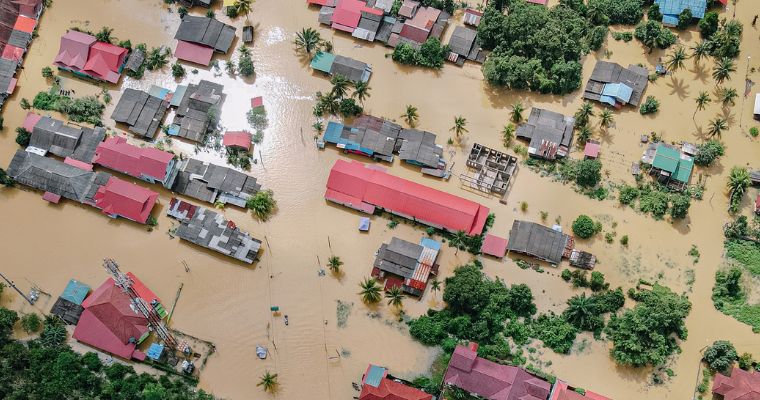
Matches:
[[726, 240, 760, 275]]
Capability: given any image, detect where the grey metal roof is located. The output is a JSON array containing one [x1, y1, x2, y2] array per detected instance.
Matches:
[[584, 61, 649, 106], [373, 237, 423, 278], [172, 80, 223, 143], [507, 220, 569, 265], [8, 30, 31, 49], [71, 127, 106, 163], [397, 129, 442, 168], [0, 58, 17, 77], [6, 150, 98, 202], [515, 108, 574, 160], [50, 297, 84, 325], [124, 48, 144, 72], [28, 116, 103, 160], [111, 88, 168, 139], [171, 158, 260, 205], [376, 17, 396, 44], [318, 6, 335, 25], [330, 55, 371, 83], [448, 26, 476, 57], [174, 16, 236, 53]]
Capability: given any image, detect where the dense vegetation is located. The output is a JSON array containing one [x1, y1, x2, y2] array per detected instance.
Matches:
[[693, 140, 725, 167], [31, 91, 105, 126], [617, 183, 695, 220], [392, 38, 450, 69]]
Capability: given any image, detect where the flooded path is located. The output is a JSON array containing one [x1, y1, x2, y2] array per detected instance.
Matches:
[[0, 0, 759, 399]]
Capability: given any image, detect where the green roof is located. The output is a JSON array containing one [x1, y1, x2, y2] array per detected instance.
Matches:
[[310, 51, 335, 74], [673, 156, 693, 183], [652, 144, 680, 173]]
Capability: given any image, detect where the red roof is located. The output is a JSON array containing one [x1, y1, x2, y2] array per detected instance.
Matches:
[[550, 381, 610, 400], [755, 195, 760, 212], [22, 111, 41, 132], [360, 365, 433, 400], [332, 0, 382, 31], [82, 42, 127, 83], [42, 191, 61, 203], [223, 131, 252, 151], [400, 6, 440, 43], [584, 142, 600, 159], [54, 30, 97, 70], [2, 44, 23, 61], [175, 40, 214, 66], [93, 177, 159, 224], [444, 345, 551, 400], [93, 136, 174, 182], [126, 272, 162, 307], [63, 157, 93, 171], [73, 277, 149, 360], [13, 15, 35, 33], [326, 160, 490, 235], [714, 368, 760, 400], [251, 96, 264, 109], [481, 234, 508, 258]]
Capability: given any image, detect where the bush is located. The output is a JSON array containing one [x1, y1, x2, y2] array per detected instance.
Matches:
[[575, 159, 602, 187], [171, 63, 185, 78], [587, 0, 644, 25], [41, 66, 53, 79], [532, 313, 577, 354], [588, 25, 608, 51], [694, 140, 725, 166], [561, 269, 572, 282], [703, 340, 737, 373], [20, 313, 41, 333], [620, 235, 629, 246], [635, 21, 677, 52], [589, 271, 609, 292], [246, 189, 277, 221], [238, 52, 254, 77], [739, 352, 754, 370], [612, 32, 633, 42], [392, 38, 449, 69], [676, 8, 692, 30], [572, 215, 597, 239], [750, 127, 759, 137], [669, 194, 691, 219], [639, 96, 660, 114], [15, 127, 31, 147], [339, 98, 363, 117], [647, 4, 662, 22], [699, 11, 719, 38], [618, 184, 639, 205]]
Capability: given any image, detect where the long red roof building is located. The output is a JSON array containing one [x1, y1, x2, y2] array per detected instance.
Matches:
[[713, 367, 760, 400], [93, 136, 175, 185], [360, 364, 432, 400], [325, 160, 490, 235], [92, 177, 158, 224]]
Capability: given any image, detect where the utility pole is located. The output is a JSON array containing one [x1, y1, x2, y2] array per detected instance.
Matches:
[[0, 272, 34, 305], [740, 55, 751, 128]]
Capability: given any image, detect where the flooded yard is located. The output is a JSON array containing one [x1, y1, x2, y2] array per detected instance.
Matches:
[[0, 0, 759, 399]]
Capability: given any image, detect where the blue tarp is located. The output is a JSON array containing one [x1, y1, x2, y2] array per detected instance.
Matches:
[[599, 95, 617, 107], [148, 85, 170, 100], [322, 122, 374, 155], [61, 279, 90, 305], [365, 365, 386, 388], [166, 124, 180, 136], [420, 237, 442, 251], [146, 343, 164, 361], [359, 217, 370, 231], [602, 83, 633, 104], [655, 0, 707, 19]]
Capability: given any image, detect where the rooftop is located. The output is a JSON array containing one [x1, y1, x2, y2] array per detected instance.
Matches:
[[111, 88, 169, 139], [584, 61, 649, 106], [713, 368, 760, 400], [93, 136, 175, 184], [28, 115, 106, 162], [174, 16, 236, 53], [515, 108, 574, 160], [507, 220, 571, 265], [360, 364, 433, 400], [171, 158, 261, 207], [92, 176, 159, 224]]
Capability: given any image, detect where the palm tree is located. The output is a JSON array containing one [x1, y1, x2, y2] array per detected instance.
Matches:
[[694, 91, 711, 120], [359, 278, 382, 304], [575, 101, 594, 126], [691, 41, 710, 65], [235, 0, 253, 21], [708, 117, 728, 138], [713, 58, 736, 84], [257, 371, 278, 393], [577, 125, 592, 144], [450, 116, 468, 138], [599, 109, 614, 129], [294, 28, 321, 55], [665, 46, 688, 73], [727, 166, 751, 213], [449, 230, 468, 255], [430, 278, 441, 298], [402, 105, 419, 128], [385, 286, 404, 308], [95, 27, 114, 44], [510, 102, 524, 123], [502, 123, 515, 147], [562, 293, 601, 332], [327, 256, 343, 274], [330, 75, 351, 98], [718, 87, 738, 107], [352, 81, 371, 104]]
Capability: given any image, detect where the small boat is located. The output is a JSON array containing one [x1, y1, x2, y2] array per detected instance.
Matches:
[[284, 315, 289, 326], [243, 26, 254, 43]]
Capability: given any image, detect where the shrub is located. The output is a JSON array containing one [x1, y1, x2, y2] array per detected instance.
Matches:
[[392, 38, 449, 69], [171, 63, 185, 78], [15, 127, 31, 147], [41, 66, 53, 78], [246, 189, 277, 221], [339, 98, 363, 117], [572, 215, 597, 239], [694, 140, 725, 166], [699, 11, 719, 38], [590, 271, 609, 291], [618, 185, 639, 205], [676, 8, 692, 30], [750, 127, 759, 137], [635, 20, 677, 52], [561, 269, 572, 282], [576, 159, 602, 187], [639, 96, 660, 114], [647, 4, 662, 22], [739, 352, 754, 370], [532, 313, 577, 354], [20, 313, 41, 333], [669, 194, 691, 219], [703, 340, 738, 373]]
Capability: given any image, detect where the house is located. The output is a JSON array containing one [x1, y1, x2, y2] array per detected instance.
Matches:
[[713, 367, 760, 400], [507, 220, 573, 265], [178, 0, 215, 7], [11, 0, 43, 18], [92, 136, 178, 188], [174, 16, 235, 65], [399, 6, 443, 44], [372, 237, 440, 297], [26, 115, 106, 162], [354, 10, 383, 41], [481, 234, 508, 258], [169, 80, 224, 142], [322, 116, 400, 161], [311, 51, 372, 83], [50, 279, 89, 325], [444, 343, 551, 400], [110, 88, 169, 139], [754, 94, 760, 120], [460, 143, 518, 196], [395, 128, 444, 169], [0, 58, 18, 105], [549, 381, 610, 400], [516, 108, 575, 160], [330, 0, 383, 33], [54, 30, 128, 83], [446, 26, 484, 66], [167, 198, 262, 263], [360, 364, 433, 400], [223, 131, 252, 152], [72, 277, 149, 360], [92, 176, 159, 224], [463, 8, 483, 27], [752, 170, 760, 186], [124, 47, 144, 73], [584, 140, 601, 160], [325, 159, 491, 235], [643, 143, 694, 190], [584, 61, 649, 107], [654, 0, 707, 26], [171, 158, 261, 207], [398, 0, 419, 18]]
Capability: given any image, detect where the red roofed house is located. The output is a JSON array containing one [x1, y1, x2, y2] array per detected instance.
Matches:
[[332, 0, 383, 33], [223, 130, 252, 152], [92, 136, 177, 188], [174, 40, 214, 66], [325, 160, 490, 235], [399, 6, 441, 44], [549, 380, 610, 400], [444, 343, 551, 400], [72, 277, 149, 360], [92, 177, 159, 224], [713, 367, 760, 400], [13, 14, 35, 33], [360, 364, 433, 400], [54, 30, 128, 84]]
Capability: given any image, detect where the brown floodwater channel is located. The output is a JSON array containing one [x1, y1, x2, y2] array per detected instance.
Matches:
[[0, 0, 759, 399]]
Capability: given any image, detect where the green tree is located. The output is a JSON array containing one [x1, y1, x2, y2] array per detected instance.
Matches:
[[694, 91, 710, 121], [0, 168, 13, 187], [634, 20, 677, 53], [95, 26, 114, 43], [501, 123, 515, 147], [648, 3, 662, 22], [330, 75, 351, 98], [589, 271, 608, 291], [294, 28, 321, 54], [511, 102, 524, 123], [665, 46, 688, 73], [238, 46, 254, 77], [145, 46, 169, 70], [20, 313, 41, 333], [0, 308, 19, 343], [691, 41, 710, 65], [599, 109, 614, 129], [563, 293, 604, 333], [727, 166, 751, 214], [19, 98, 30, 110], [359, 278, 382, 304], [402, 105, 419, 128], [451, 116, 468, 138], [246, 189, 277, 220], [572, 215, 597, 239], [430, 278, 441, 298], [670, 194, 691, 219], [708, 117, 728, 138], [698, 11, 719, 38], [352, 80, 370, 104], [577, 125, 592, 145], [676, 8, 692, 30], [712, 58, 736, 85], [574, 101, 594, 127], [703, 341, 738, 373], [41, 66, 53, 79], [449, 231, 468, 254], [171, 62, 185, 78], [327, 256, 343, 274], [385, 286, 404, 308], [507, 284, 536, 318], [639, 96, 660, 115], [235, 0, 253, 21], [15, 127, 31, 147], [257, 371, 278, 393], [177, 6, 188, 18], [693, 140, 724, 166], [718, 87, 738, 107], [576, 159, 602, 187]]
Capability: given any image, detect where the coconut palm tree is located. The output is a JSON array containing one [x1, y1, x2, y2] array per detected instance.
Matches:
[[691, 41, 710, 65], [294, 28, 321, 55], [510, 101, 524, 123], [359, 278, 382, 304], [330, 75, 351, 98], [449, 230, 468, 255], [727, 166, 751, 213], [257, 371, 278, 393], [577, 125, 592, 145], [665, 46, 688, 73], [718, 87, 738, 107], [599, 109, 614, 129], [575, 101, 594, 127], [694, 91, 711, 121], [95, 27, 114, 44], [327, 256, 343, 274], [352, 81, 371, 104], [402, 105, 419, 128], [501, 123, 515, 147], [235, 0, 254, 21], [713, 58, 736, 85], [562, 293, 602, 332], [450, 116, 468, 138], [430, 278, 441, 298], [708, 117, 728, 138], [385, 286, 404, 308]]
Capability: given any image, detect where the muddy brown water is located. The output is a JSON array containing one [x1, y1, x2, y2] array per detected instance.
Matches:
[[0, 0, 759, 399]]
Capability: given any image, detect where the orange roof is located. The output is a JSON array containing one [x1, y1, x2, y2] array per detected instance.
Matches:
[[13, 15, 36, 33]]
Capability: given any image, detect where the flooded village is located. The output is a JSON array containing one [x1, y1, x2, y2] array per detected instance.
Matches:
[[0, 0, 759, 399]]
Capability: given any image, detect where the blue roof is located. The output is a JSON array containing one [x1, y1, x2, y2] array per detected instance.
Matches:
[[166, 124, 180, 136], [420, 237, 442, 251], [602, 83, 633, 103], [655, 0, 707, 19], [365, 365, 386, 388], [359, 217, 370, 231], [61, 279, 90, 305], [170, 85, 187, 107], [599, 95, 617, 107], [322, 121, 374, 156], [146, 343, 164, 361], [662, 14, 680, 26]]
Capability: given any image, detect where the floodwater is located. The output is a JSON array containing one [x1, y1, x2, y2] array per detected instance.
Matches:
[[0, 0, 759, 399]]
